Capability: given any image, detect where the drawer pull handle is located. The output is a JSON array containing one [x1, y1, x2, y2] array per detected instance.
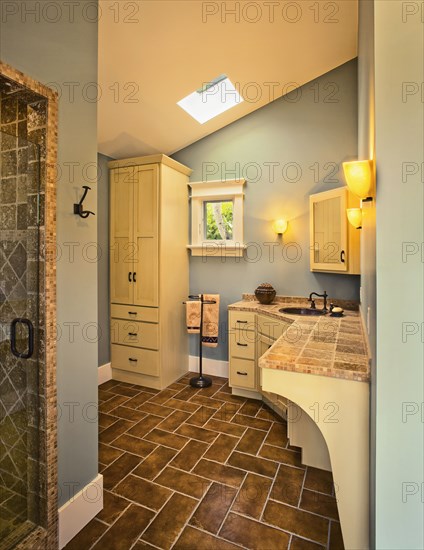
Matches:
[[236, 320, 248, 324], [128, 311, 137, 315], [133, 272, 137, 283], [236, 371, 248, 376], [128, 332, 137, 337], [128, 272, 132, 282], [129, 358, 138, 362], [237, 343, 248, 347]]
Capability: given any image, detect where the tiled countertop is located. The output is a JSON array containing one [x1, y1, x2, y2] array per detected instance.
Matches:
[[228, 295, 371, 383]]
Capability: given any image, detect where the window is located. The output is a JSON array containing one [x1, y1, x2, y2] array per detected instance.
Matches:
[[204, 200, 233, 240], [188, 179, 246, 257], [177, 74, 243, 124]]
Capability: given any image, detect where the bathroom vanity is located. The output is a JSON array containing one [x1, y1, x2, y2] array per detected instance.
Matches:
[[228, 295, 370, 550]]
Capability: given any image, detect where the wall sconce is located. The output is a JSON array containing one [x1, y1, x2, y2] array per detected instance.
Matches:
[[273, 219, 288, 235], [347, 208, 362, 229], [342, 160, 373, 202]]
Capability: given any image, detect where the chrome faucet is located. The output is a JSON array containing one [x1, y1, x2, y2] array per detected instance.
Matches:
[[308, 291, 328, 313]]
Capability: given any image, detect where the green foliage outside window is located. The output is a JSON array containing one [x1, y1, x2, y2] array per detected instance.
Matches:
[[204, 201, 233, 240]]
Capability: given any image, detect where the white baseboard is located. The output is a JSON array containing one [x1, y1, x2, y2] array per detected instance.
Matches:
[[98, 362, 112, 385], [189, 355, 229, 378], [99, 357, 227, 385], [58, 473, 103, 549]]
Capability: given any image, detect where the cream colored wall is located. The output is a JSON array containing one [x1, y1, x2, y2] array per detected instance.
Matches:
[[374, 2, 424, 548], [262, 368, 369, 550]]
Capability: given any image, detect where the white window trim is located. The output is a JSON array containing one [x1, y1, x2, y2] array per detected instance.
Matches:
[[188, 179, 246, 257]]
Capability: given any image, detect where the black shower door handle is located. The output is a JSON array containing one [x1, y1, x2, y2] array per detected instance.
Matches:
[[11, 318, 34, 359]]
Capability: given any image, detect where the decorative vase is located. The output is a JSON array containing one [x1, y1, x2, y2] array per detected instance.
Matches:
[[254, 283, 276, 305]]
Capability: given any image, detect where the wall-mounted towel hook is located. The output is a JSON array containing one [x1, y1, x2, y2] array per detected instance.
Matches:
[[74, 186, 95, 218]]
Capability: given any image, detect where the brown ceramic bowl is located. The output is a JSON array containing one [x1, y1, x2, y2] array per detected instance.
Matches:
[[254, 284, 276, 305]]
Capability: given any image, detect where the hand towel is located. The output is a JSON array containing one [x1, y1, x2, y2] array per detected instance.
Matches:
[[202, 294, 220, 348], [186, 299, 201, 333]]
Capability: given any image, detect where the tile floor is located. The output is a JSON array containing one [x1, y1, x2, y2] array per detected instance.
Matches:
[[65, 374, 344, 550]]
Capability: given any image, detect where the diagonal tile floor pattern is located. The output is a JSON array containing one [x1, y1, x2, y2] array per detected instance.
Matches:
[[65, 374, 345, 550]]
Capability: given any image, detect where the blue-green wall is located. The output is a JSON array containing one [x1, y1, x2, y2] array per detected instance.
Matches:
[[1, 1, 99, 506], [173, 60, 360, 361]]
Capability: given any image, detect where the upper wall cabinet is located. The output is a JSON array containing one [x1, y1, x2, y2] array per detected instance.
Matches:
[[309, 187, 360, 274]]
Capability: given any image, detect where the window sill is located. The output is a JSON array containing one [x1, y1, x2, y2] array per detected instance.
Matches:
[[187, 244, 246, 258]]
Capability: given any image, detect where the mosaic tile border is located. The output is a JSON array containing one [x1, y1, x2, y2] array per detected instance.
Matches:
[[0, 60, 58, 549]]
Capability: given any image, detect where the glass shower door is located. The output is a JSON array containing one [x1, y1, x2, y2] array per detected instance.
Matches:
[[0, 132, 41, 547]]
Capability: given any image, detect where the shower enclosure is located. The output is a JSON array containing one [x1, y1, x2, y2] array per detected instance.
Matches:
[[0, 134, 42, 549], [0, 65, 58, 549]]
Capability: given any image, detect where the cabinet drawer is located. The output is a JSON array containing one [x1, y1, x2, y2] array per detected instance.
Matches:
[[229, 311, 256, 331], [229, 330, 255, 359], [111, 319, 159, 350], [257, 313, 291, 340], [111, 304, 159, 323], [229, 358, 256, 390], [111, 344, 159, 377]]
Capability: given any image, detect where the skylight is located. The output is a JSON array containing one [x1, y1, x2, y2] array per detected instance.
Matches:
[[177, 74, 243, 124]]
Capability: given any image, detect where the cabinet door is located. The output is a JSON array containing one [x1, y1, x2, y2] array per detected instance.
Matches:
[[110, 167, 134, 304], [310, 187, 348, 272], [257, 334, 274, 358], [257, 334, 274, 388], [133, 165, 159, 307]]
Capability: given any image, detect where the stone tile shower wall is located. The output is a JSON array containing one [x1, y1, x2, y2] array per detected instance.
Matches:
[[0, 83, 47, 542]]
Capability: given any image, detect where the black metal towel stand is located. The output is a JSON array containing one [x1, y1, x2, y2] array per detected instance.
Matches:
[[183, 294, 216, 388]]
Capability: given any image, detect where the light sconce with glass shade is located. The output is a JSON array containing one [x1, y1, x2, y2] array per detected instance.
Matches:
[[347, 208, 362, 229], [273, 219, 288, 235], [342, 160, 374, 202], [343, 159, 374, 231]]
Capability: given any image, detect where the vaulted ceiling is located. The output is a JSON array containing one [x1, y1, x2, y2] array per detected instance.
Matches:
[[98, 0, 358, 159]]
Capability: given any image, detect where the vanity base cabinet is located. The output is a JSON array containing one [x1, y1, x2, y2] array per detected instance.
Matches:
[[228, 311, 257, 390], [109, 155, 192, 389], [229, 307, 332, 472], [257, 314, 291, 420], [228, 311, 290, 414]]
